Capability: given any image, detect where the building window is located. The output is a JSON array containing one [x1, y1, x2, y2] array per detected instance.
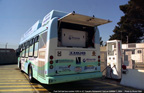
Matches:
[[132, 50, 135, 54], [137, 50, 142, 54], [128, 44, 136, 48]]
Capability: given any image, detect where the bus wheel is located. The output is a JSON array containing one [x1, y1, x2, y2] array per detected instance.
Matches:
[[19, 62, 21, 69], [28, 66, 34, 82], [19, 62, 23, 72]]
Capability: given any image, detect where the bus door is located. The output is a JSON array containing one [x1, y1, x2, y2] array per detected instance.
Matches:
[[37, 32, 47, 78]]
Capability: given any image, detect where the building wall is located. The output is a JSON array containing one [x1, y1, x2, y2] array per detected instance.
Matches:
[[121, 43, 144, 89], [100, 42, 144, 73], [0, 49, 17, 65], [122, 43, 144, 70]]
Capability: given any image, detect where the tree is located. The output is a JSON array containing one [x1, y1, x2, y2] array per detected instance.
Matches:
[[109, 0, 144, 43]]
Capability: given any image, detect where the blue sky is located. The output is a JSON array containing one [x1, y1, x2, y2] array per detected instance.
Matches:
[[0, 0, 129, 49]]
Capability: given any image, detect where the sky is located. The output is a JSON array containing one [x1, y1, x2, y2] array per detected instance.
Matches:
[[0, 0, 129, 49]]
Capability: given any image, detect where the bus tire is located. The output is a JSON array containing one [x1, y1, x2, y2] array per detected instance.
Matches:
[[19, 62, 23, 72], [19, 62, 21, 69], [28, 65, 34, 82]]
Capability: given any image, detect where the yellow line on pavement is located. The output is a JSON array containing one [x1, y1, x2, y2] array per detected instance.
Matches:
[[0, 89, 48, 92], [0, 79, 27, 81], [0, 74, 22, 75], [0, 78, 25, 79], [0, 69, 16, 70], [0, 72, 20, 73], [0, 83, 33, 84], [0, 85, 42, 88]]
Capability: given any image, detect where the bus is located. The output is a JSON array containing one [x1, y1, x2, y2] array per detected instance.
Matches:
[[17, 10, 111, 84]]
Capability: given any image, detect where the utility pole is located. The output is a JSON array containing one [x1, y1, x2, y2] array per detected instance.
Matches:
[[126, 36, 128, 44], [121, 31, 122, 43], [5, 43, 8, 49]]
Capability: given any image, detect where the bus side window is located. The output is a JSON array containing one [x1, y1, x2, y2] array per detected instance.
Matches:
[[20, 51, 22, 57], [29, 39, 34, 57], [21, 44, 25, 57], [25, 47, 29, 57], [22, 49, 25, 57], [24, 42, 27, 57], [25, 41, 29, 58], [34, 36, 39, 57], [19, 47, 22, 57]]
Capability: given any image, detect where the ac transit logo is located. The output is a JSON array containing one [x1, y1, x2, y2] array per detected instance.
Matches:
[[69, 51, 86, 56], [76, 57, 81, 64]]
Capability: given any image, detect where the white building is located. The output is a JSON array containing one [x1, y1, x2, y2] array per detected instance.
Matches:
[[122, 43, 144, 69]]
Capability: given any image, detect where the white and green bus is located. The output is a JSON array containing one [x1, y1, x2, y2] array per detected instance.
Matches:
[[17, 10, 111, 84]]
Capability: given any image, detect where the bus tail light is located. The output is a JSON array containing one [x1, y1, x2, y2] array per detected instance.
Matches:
[[50, 61, 53, 64], [49, 55, 54, 69], [50, 55, 53, 59], [50, 65, 53, 69]]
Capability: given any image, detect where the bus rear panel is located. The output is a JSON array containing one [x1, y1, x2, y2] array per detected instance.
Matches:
[[47, 21, 101, 84]]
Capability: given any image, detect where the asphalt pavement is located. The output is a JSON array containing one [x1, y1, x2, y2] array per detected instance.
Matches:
[[0, 64, 142, 93]]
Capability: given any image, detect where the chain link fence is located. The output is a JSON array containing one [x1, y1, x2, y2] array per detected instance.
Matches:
[[0, 43, 18, 50]]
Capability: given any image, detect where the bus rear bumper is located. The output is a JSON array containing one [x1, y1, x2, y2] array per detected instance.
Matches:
[[47, 72, 102, 84]]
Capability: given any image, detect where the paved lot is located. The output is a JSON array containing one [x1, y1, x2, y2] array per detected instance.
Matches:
[[0, 65, 48, 93], [0, 64, 142, 93]]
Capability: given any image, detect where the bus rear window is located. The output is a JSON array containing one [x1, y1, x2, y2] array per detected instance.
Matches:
[[58, 22, 95, 48]]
